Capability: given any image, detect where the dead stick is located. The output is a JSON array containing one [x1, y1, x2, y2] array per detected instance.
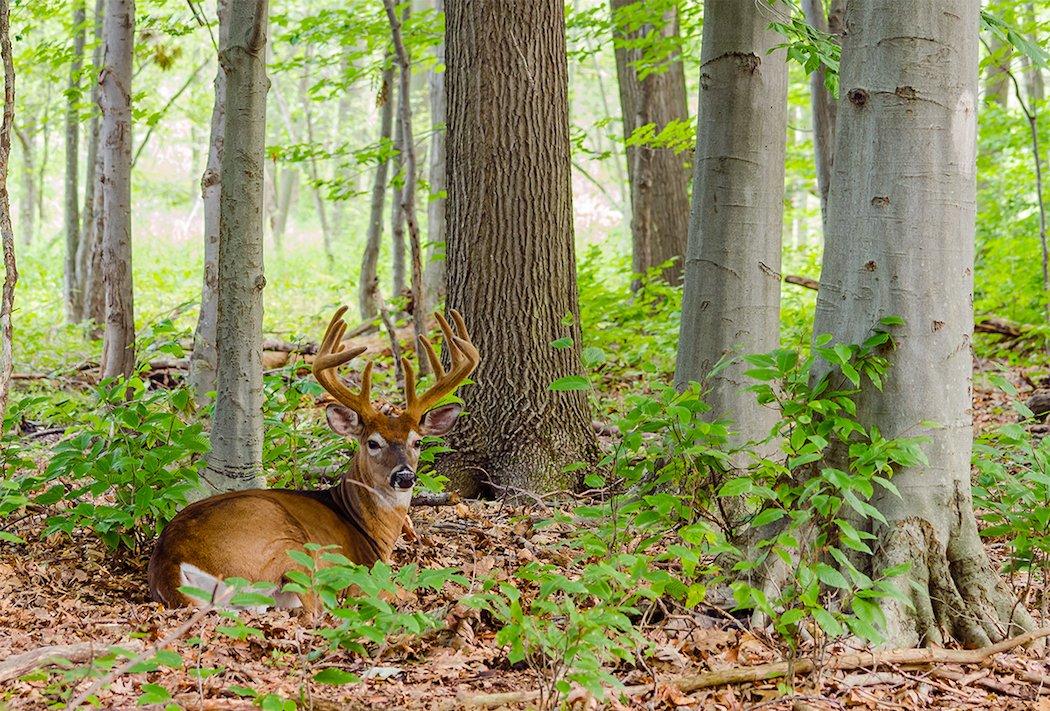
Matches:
[[0, 640, 143, 684], [461, 628, 1050, 707], [410, 492, 458, 507]]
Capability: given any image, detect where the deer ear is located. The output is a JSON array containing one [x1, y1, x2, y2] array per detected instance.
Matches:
[[326, 404, 363, 436], [419, 403, 463, 436]]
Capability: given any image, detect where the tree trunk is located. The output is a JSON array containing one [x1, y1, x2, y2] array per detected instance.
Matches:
[[801, 0, 843, 228], [390, 68, 406, 299], [609, 0, 690, 285], [673, 1, 787, 449], [384, 0, 428, 375], [269, 164, 295, 253], [358, 62, 394, 321], [813, 0, 1034, 648], [329, 57, 355, 240], [0, 0, 16, 423], [64, 0, 86, 322], [423, 0, 446, 313], [1023, 3, 1044, 104], [444, 0, 598, 497], [299, 63, 333, 266], [202, 0, 269, 494], [74, 0, 104, 326], [187, 0, 229, 407], [983, 34, 1010, 107], [98, 0, 135, 381], [13, 116, 33, 246]]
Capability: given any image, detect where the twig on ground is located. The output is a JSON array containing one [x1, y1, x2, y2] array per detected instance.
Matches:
[[0, 640, 144, 684], [410, 491, 458, 507]]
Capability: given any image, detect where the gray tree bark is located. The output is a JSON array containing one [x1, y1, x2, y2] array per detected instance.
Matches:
[[0, 0, 16, 422], [269, 165, 296, 252], [13, 116, 34, 247], [187, 0, 229, 407], [74, 0, 104, 326], [64, 0, 86, 322], [984, 34, 1010, 106], [673, 1, 787, 451], [299, 63, 334, 266], [202, 0, 269, 494], [1023, 3, 1044, 104], [358, 62, 394, 321], [609, 0, 690, 285], [390, 66, 406, 299], [801, 0, 843, 227], [444, 0, 598, 497], [813, 0, 1034, 648], [423, 0, 446, 313], [98, 0, 135, 381]]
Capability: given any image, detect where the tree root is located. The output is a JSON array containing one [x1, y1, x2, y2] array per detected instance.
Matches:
[[459, 628, 1050, 707]]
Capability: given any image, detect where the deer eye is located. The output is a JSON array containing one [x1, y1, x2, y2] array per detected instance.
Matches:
[[367, 439, 382, 451]]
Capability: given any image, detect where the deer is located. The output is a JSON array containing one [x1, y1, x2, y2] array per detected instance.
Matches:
[[148, 306, 479, 612]]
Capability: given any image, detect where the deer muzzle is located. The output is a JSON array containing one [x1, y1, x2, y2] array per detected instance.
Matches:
[[390, 465, 416, 491]]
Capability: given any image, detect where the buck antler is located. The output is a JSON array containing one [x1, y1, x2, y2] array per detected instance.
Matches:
[[313, 306, 377, 420], [403, 310, 479, 419]]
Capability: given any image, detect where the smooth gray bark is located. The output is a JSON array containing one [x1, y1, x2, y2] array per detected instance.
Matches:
[[0, 0, 16, 422], [202, 0, 269, 494], [674, 1, 788, 451], [187, 0, 229, 407], [801, 0, 843, 227], [813, 0, 1033, 648], [984, 34, 1011, 106], [74, 0, 104, 326], [64, 0, 86, 322], [13, 116, 33, 246], [423, 0, 446, 313], [390, 67, 406, 298], [359, 62, 394, 320], [98, 0, 135, 381]]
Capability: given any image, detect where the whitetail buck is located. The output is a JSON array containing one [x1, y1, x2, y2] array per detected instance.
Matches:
[[148, 307, 479, 610]]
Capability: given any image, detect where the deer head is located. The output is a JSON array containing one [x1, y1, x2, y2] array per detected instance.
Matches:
[[313, 306, 479, 500]]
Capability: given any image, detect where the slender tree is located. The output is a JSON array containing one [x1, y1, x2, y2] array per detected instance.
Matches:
[[609, 0, 690, 284], [188, 0, 230, 406], [64, 0, 86, 321], [359, 62, 394, 320], [98, 0, 135, 380], [0, 0, 16, 422], [423, 0, 446, 313], [201, 0, 269, 494], [674, 1, 788, 450], [12, 112, 34, 246], [74, 0, 104, 326], [444, 0, 597, 496], [801, 0, 843, 226], [984, 34, 1011, 106], [813, 0, 1035, 647], [390, 64, 407, 298]]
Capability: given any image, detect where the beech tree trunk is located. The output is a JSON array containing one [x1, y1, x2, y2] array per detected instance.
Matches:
[[801, 0, 843, 227], [983, 34, 1010, 107], [358, 63, 394, 320], [813, 0, 1034, 648], [609, 0, 690, 284], [390, 69, 406, 299], [444, 0, 598, 497], [13, 116, 33, 246], [1023, 3, 1044, 104], [74, 0, 104, 326], [423, 0, 446, 313], [187, 0, 229, 407], [98, 0, 135, 381], [269, 165, 296, 252], [63, 0, 86, 321], [202, 0, 269, 494], [674, 1, 787, 449], [0, 0, 16, 422]]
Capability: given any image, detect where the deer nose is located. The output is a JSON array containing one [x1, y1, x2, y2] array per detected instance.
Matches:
[[390, 466, 416, 490]]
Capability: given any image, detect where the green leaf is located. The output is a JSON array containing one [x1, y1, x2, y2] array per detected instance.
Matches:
[[549, 337, 573, 350], [549, 375, 590, 392], [314, 668, 360, 685], [718, 477, 753, 497], [137, 683, 172, 705]]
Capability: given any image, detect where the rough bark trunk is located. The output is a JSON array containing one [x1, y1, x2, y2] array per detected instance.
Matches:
[[423, 0, 446, 313], [609, 0, 690, 285], [813, 0, 1034, 648], [383, 0, 428, 376], [801, 0, 843, 228], [64, 0, 86, 322], [201, 0, 269, 494], [984, 34, 1010, 107], [13, 117, 33, 246], [74, 0, 104, 326], [0, 0, 16, 423], [390, 69, 406, 299], [673, 1, 787, 449], [358, 63, 394, 321], [98, 0, 135, 381], [444, 0, 598, 497], [187, 0, 229, 407]]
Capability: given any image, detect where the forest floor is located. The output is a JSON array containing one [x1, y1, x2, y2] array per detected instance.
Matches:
[[2, 359, 1050, 710]]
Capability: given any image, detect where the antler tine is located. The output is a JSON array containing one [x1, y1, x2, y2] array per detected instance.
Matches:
[[405, 310, 480, 418], [312, 306, 376, 418]]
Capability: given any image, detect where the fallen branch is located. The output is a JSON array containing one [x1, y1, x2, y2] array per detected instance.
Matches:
[[784, 275, 1028, 339], [410, 491, 458, 507], [461, 628, 1050, 707], [0, 639, 143, 684]]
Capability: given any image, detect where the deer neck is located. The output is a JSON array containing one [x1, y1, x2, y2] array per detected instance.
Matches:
[[329, 454, 408, 563]]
